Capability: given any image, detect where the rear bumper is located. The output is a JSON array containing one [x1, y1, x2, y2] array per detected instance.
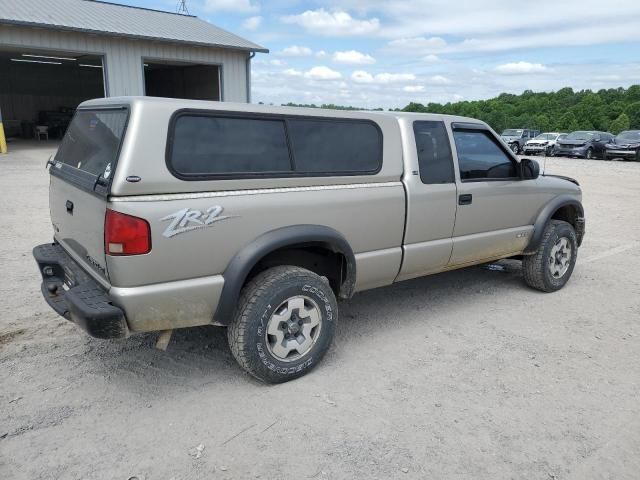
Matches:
[[33, 243, 129, 339]]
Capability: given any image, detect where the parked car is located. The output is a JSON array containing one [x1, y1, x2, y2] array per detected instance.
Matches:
[[554, 131, 614, 159], [523, 132, 567, 156], [33, 97, 585, 383], [604, 130, 640, 161], [501, 128, 540, 154]]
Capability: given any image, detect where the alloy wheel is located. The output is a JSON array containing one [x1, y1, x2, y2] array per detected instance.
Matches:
[[548, 237, 572, 278], [265, 295, 322, 362]]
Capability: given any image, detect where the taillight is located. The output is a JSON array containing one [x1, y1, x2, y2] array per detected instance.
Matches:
[[104, 209, 151, 255]]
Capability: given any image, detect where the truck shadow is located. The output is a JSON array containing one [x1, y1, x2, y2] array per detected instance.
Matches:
[[83, 260, 524, 389]]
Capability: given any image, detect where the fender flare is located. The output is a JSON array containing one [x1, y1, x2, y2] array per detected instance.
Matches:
[[214, 225, 356, 324], [524, 195, 584, 254]]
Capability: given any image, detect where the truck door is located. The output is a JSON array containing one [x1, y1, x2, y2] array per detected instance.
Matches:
[[396, 119, 457, 281], [448, 123, 539, 266]]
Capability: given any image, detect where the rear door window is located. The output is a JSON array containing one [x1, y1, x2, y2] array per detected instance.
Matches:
[[413, 121, 455, 184]]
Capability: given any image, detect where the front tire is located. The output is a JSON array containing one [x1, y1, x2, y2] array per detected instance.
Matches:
[[227, 266, 338, 383], [510, 143, 520, 154], [523, 220, 578, 292], [585, 148, 593, 160]]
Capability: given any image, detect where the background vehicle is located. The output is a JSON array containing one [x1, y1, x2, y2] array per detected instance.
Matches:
[[605, 130, 640, 161], [555, 131, 614, 159], [501, 128, 540, 154], [33, 97, 585, 383], [523, 132, 567, 156]]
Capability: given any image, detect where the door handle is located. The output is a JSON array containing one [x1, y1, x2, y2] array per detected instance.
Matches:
[[458, 194, 473, 205], [65, 200, 74, 214]]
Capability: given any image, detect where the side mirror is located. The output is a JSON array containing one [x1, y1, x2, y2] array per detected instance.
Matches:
[[594, 135, 601, 142], [521, 158, 540, 179]]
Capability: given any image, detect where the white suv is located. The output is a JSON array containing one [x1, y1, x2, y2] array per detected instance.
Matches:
[[523, 132, 567, 156]]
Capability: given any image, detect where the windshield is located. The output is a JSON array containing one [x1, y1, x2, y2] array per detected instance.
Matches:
[[502, 129, 523, 136], [566, 131, 594, 141], [55, 109, 127, 177], [534, 133, 557, 140], [615, 130, 640, 143]]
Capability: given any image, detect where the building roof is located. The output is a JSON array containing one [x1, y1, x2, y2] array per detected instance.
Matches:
[[0, 0, 268, 53]]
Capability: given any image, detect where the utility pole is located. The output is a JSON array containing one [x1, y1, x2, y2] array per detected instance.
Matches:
[[176, 0, 190, 15]]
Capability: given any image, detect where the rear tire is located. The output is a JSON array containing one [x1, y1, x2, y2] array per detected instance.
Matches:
[[523, 220, 578, 293], [227, 266, 338, 383]]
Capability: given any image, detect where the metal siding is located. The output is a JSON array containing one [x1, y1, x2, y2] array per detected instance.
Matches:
[[0, 0, 267, 52], [0, 25, 249, 102]]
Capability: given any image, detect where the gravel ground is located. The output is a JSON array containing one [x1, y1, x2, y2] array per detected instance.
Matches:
[[1, 141, 639, 480]]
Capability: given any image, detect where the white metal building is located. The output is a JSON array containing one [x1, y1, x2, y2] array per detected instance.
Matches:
[[0, 0, 267, 139]]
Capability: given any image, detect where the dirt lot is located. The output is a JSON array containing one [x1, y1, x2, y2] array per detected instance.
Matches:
[[1, 141, 639, 480]]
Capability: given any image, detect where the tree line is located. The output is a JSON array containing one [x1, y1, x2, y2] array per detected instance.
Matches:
[[280, 85, 640, 135]]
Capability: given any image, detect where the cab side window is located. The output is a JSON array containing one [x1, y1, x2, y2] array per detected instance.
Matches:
[[453, 130, 518, 180], [413, 121, 455, 184]]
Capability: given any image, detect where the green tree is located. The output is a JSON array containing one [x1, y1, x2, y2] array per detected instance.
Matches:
[[610, 113, 630, 134], [557, 111, 579, 132], [626, 102, 640, 129]]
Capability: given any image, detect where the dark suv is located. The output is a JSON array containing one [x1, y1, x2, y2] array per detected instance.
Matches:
[[555, 131, 614, 159]]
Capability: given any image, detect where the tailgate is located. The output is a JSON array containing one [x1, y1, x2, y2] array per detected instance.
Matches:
[[49, 107, 128, 281], [50, 175, 109, 280]]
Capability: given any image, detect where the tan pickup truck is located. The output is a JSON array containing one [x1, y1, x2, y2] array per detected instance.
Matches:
[[33, 97, 585, 383]]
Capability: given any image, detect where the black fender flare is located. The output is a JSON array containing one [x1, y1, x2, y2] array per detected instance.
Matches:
[[214, 225, 356, 324], [524, 195, 584, 254]]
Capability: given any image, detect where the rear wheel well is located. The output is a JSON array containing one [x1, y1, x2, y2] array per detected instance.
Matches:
[[245, 244, 346, 297]]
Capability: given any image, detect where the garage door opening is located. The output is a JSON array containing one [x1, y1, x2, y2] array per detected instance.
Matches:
[[143, 60, 220, 101], [0, 48, 105, 140]]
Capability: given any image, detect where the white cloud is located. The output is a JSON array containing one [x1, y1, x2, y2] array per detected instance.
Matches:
[[269, 59, 285, 66], [242, 15, 262, 30], [423, 54, 440, 63], [204, 0, 258, 13], [369, 1, 640, 39], [279, 45, 313, 57], [332, 50, 376, 65], [373, 73, 416, 84], [387, 36, 447, 53], [351, 71, 416, 84], [304, 66, 343, 80], [283, 68, 303, 77], [403, 85, 425, 93], [316, 50, 328, 58], [429, 75, 451, 85], [494, 62, 549, 75], [351, 70, 373, 83], [283, 8, 380, 36]]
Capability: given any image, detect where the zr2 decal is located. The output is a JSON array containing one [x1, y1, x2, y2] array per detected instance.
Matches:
[[161, 206, 236, 238]]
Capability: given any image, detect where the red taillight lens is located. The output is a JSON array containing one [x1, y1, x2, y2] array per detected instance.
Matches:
[[104, 209, 151, 256]]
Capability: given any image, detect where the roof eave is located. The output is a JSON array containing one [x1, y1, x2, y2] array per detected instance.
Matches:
[[0, 19, 269, 53]]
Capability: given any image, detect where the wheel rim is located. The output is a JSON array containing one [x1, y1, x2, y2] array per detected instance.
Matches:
[[548, 237, 572, 278], [511, 144, 519, 154], [586, 149, 592, 159], [265, 295, 322, 362]]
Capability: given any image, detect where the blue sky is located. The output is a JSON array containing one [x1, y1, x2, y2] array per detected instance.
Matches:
[[111, 0, 640, 108]]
